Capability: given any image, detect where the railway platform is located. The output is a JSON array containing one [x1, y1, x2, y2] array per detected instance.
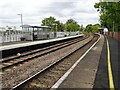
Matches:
[[0, 41, 31, 46], [93, 36, 119, 89], [0, 35, 83, 59], [53, 35, 119, 89]]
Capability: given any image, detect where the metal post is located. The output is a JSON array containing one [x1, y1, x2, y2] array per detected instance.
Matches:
[[9, 28, 11, 42], [18, 14, 23, 29], [18, 14, 23, 37], [14, 26, 17, 41], [33, 27, 34, 41], [56, 24, 57, 38], [53, 24, 57, 38]]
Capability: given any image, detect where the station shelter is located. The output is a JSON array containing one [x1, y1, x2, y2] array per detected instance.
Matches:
[[22, 25, 53, 41], [98, 28, 104, 34]]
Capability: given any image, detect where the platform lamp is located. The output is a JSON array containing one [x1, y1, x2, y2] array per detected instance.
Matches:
[[18, 14, 23, 37]]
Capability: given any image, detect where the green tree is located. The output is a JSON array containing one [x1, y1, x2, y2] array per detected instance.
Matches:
[[41, 16, 65, 32], [66, 19, 77, 25], [94, 2, 120, 31], [54, 21, 65, 32], [85, 24, 101, 33], [41, 16, 56, 27], [58, 23, 65, 32], [92, 24, 101, 33], [85, 24, 93, 33], [65, 19, 81, 32]]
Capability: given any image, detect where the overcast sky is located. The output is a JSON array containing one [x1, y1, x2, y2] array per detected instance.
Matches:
[[0, 0, 100, 28]]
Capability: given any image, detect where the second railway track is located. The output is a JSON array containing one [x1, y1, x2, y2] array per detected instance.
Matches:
[[0, 35, 88, 70]]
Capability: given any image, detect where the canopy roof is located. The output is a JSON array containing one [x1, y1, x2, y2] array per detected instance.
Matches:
[[22, 24, 51, 29]]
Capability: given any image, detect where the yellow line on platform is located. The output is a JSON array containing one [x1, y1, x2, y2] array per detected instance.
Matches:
[[106, 37, 115, 90]]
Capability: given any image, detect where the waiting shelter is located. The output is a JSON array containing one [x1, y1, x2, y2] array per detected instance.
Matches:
[[22, 25, 52, 40]]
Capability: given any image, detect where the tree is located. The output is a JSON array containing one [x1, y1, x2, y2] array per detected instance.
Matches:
[[85, 24, 101, 33], [85, 24, 93, 33], [94, 2, 120, 31], [41, 16, 56, 28], [66, 19, 77, 25], [65, 19, 81, 32], [41, 16, 65, 32], [54, 21, 65, 32], [92, 24, 101, 33]]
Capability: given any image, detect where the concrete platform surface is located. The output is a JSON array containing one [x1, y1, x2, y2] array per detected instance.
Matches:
[[0, 35, 83, 51], [58, 35, 104, 88], [0, 41, 31, 46]]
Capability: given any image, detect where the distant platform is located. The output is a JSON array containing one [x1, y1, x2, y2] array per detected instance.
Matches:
[[0, 34, 84, 58], [0, 35, 83, 51], [0, 41, 31, 46]]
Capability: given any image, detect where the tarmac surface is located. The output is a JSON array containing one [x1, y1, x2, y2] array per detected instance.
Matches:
[[94, 36, 119, 89]]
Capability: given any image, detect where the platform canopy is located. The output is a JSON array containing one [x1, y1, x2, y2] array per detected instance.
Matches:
[[22, 24, 51, 29], [98, 28, 104, 34]]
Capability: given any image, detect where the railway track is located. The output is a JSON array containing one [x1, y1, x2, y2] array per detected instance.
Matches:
[[0, 35, 88, 71], [1, 34, 99, 90]]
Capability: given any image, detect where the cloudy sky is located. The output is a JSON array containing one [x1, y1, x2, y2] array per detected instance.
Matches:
[[0, 0, 100, 29]]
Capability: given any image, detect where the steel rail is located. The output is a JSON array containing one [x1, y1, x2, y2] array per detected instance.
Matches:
[[1, 36, 88, 70], [10, 35, 95, 90]]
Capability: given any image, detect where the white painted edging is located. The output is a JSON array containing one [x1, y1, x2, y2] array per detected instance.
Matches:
[[50, 34, 101, 89]]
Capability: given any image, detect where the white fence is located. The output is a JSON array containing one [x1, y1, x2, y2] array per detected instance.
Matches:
[[0, 30, 80, 43], [0, 30, 23, 43]]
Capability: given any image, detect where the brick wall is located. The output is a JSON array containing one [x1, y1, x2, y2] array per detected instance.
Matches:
[[113, 32, 120, 41], [105, 32, 120, 41]]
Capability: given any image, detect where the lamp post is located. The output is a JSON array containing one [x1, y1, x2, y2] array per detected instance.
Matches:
[[55, 24, 57, 38], [18, 14, 23, 29], [18, 14, 23, 37]]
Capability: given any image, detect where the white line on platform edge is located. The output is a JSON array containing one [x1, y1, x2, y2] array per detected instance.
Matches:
[[50, 34, 101, 89]]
